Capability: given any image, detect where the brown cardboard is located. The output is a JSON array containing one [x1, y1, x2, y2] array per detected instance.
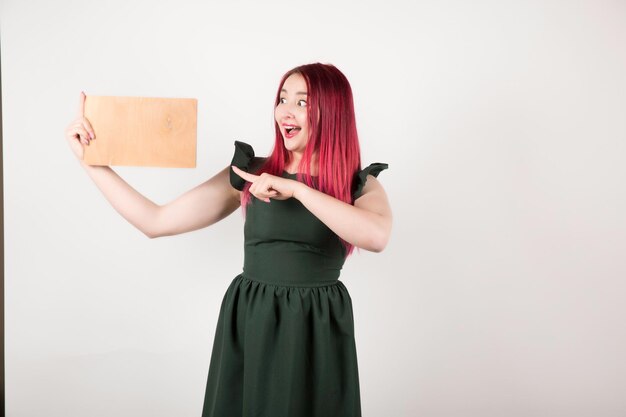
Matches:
[[83, 95, 197, 168]]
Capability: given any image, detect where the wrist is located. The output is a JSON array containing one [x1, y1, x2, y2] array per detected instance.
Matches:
[[293, 182, 309, 201], [79, 158, 91, 169]]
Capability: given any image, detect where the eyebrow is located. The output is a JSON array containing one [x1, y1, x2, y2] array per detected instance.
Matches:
[[281, 88, 308, 95]]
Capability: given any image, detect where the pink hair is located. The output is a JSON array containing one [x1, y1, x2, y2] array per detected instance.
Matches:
[[241, 63, 363, 258]]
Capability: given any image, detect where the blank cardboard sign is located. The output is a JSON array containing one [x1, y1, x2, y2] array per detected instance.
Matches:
[[83, 95, 197, 168]]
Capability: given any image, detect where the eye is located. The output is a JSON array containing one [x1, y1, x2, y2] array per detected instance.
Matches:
[[297, 99, 307, 107], [279, 97, 286, 104]]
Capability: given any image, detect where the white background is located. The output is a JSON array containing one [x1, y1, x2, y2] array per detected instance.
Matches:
[[2, 0, 625, 416]]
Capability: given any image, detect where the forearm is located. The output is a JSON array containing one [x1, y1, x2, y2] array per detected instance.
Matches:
[[293, 183, 389, 252], [79, 159, 160, 238]]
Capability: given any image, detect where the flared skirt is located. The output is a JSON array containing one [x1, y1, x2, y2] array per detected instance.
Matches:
[[201, 273, 362, 417]]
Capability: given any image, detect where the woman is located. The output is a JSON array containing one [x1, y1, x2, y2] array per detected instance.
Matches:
[[65, 63, 392, 417]]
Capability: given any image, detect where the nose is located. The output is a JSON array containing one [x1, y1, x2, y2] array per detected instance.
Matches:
[[276, 103, 295, 120]]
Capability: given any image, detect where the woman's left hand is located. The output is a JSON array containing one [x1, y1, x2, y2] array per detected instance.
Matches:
[[231, 166, 301, 203]]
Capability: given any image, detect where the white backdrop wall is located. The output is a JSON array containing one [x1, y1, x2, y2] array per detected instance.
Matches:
[[2, 0, 625, 416]]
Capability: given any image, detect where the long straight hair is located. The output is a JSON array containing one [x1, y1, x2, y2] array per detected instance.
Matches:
[[241, 63, 362, 258]]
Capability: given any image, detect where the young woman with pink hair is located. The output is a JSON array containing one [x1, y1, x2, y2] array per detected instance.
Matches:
[[65, 62, 392, 417]]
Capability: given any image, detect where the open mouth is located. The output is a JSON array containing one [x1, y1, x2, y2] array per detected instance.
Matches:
[[284, 125, 301, 138]]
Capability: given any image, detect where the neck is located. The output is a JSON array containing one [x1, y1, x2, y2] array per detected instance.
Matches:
[[286, 151, 318, 175]]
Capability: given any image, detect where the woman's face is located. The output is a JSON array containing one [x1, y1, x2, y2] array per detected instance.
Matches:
[[275, 73, 309, 155]]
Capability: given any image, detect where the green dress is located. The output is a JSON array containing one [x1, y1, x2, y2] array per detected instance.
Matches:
[[201, 141, 389, 417]]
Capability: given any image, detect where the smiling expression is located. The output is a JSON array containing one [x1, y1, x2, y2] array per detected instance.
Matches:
[[275, 73, 310, 156]]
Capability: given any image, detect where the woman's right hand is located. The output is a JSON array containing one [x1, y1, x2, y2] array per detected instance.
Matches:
[[64, 91, 95, 160]]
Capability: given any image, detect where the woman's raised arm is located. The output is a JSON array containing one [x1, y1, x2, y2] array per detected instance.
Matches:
[[151, 166, 241, 238], [66, 92, 240, 239], [77, 161, 240, 239]]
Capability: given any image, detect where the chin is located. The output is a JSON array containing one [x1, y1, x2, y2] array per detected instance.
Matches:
[[286, 142, 303, 152], [283, 138, 298, 148]]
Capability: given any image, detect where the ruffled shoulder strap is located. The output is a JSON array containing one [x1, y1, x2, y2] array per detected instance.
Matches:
[[229, 140, 265, 191], [351, 162, 389, 201]]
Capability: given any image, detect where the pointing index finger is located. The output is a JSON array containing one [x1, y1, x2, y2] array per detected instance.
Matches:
[[231, 165, 258, 183]]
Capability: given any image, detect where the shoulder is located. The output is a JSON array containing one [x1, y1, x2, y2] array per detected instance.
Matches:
[[354, 174, 386, 202], [351, 162, 389, 202], [351, 161, 390, 220]]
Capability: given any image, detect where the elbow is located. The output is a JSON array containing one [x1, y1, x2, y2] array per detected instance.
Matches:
[[143, 224, 162, 239], [370, 217, 391, 253], [373, 244, 386, 253], [366, 230, 389, 253], [371, 237, 388, 253], [145, 230, 159, 239], [144, 206, 163, 239]]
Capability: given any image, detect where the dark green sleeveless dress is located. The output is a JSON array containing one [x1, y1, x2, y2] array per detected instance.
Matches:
[[201, 141, 388, 417]]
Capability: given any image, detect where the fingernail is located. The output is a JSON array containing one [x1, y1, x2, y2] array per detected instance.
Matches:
[[90, 132, 94, 139]]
